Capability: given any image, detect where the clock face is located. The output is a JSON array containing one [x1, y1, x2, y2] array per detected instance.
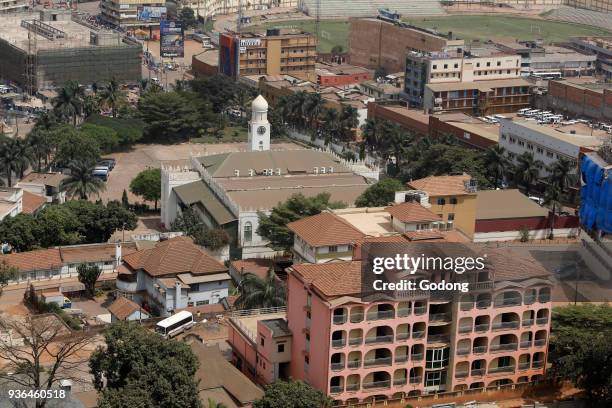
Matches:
[[257, 126, 267, 135]]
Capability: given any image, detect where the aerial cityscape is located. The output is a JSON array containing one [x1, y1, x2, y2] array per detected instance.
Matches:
[[0, 0, 610, 407]]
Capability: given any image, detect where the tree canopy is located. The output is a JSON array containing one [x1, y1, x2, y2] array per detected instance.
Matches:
[[253, 380, 331, 408], [257, 193, 346, 251], [90, 322, 200, 408], [130, 168, 162, 210], [355, 178, 404, 207], [171, 208, 230, 250]]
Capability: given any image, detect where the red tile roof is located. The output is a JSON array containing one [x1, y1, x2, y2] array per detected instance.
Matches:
[[386, 202, 442, 223], [21, 191, 46, 214], [122, 236, 227, 277], [108, 296, 146, 321], [407, 174, 474, 196], [2, 249, 62, 272], [403, 230, 445, 241], [352, 235, 409, 260], [287, 212, 365, 247], [230, 258, 272, 280], [290, 261, 362, 298]]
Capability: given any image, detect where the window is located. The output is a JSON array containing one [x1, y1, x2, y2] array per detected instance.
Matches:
[[449, 197, 458, 205], [448, 213, 455, 221], [444, 64, 448, 69], [260, 337, 265, 346], [426, 348, 450, 369], [328, 245, 338, 253], [432, 64, 437, 70], [454, 63, 458, 68], [486, 62, 491, 67], [187, 301, 194, 307], [278, 344, 285, 353], [244, 222, 253, 243], [437, 198, 446, 205], [537, 147, 543, 154], [497, 61, 501, 66], [425, 370, 446, 387], [196, 300, 209, 306]]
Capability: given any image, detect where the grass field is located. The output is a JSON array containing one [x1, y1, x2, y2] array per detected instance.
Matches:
[[248, 15, 610, 52], [192, 126, 248, 144]]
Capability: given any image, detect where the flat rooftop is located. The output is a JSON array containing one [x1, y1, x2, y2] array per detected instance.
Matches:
[[476, 189, 548, 220], [0, 12, 124, 52], [511, 119, 607, 148], [333, 207, 395, 236], [435, 112, 500, 143], [230, 312, 286, 343]]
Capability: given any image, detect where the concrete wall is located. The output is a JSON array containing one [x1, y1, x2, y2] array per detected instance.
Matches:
[[546, 80, 612, 121]]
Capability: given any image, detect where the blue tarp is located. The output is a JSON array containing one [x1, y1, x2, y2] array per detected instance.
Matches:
[[580, 154, 612, 234]]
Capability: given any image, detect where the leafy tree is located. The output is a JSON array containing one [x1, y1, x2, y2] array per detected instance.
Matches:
[[257, 193, 346, 251], [330, 45, 344, 55], [0, 137, 32, 186], [129, 168, 161, 210], [60, 160, 106, 200], [0, 260, 18, 295], [236, 269, 286, 309], [122, 189, 129, 208], [190, 75, 254, 113], [549, 304, 612, 406], [85, 114, 144, 145], [26, 127, 53, 172], [80, 123, 120, 153], [547, 157, 577, 192], [0, 213, 41, 251], [98, 386, 154, 408], [77, 263, 102, 297], [53, 80, 85, 126], [253, 380, 331, 408], [98, 78, 126, 118], [64, 200, 137, 243], [52, 125, 101, 168], [171, 208, 230, 250], [179, 7, 197, 28], [355, 178, 403, 207], [514, 152, 543, 196], [90, 322, 200, 408], [36, 205, 82, 247], [484, 145, 511, 189]]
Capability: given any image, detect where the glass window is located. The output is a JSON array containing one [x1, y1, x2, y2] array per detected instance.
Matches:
[[244, 222, 253, 242], [278, 344, 285, 353], [437, 198, 446, 205], [328, 245, 338, 253]]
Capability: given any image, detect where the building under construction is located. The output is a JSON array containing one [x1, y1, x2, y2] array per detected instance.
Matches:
[[0, 10, 141, 92]]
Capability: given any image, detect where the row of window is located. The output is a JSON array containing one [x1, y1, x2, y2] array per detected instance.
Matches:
[[502, 134, 577, 165]]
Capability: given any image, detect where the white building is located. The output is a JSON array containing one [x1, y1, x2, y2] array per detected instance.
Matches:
[[499, 119, 604, 177], [117, 236, 230, 316], [161, 95, 372, 258], [0, 187, 23, 221]]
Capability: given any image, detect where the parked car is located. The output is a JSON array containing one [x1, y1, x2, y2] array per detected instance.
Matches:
[[92, 168, 109, 181], [98, 159, 115, 170]]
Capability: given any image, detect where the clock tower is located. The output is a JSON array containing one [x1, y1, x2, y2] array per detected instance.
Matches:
[[248, 95, 270, 151]]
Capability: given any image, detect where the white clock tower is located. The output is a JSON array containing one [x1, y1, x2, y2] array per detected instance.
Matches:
[[248, 95, 270, 151]]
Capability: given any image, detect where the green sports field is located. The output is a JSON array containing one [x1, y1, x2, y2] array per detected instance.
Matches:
[[248, 15, 610, 52]]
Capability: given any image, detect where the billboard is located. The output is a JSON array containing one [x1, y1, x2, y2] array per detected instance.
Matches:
[[219, 33, 239, 78], [160, 19, 184, 58], [137, 6, 167, 21]]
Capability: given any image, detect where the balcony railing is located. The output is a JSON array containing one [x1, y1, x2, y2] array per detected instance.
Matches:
[[347, 360, 361, 369], [395, 355, 409, 363], [363, 380, 390, 389], [412, 331, 425, 339], [350, 313, 364, 323], [367, 310, 395, 320], [455, 370, 469, 378], [414, 306, 427, 315], [409, 376, 422, 384], [460, 302, 474, 311], [427, 334, 450, 344], [331, 339, 346, 348], [488, 365, 515, 374], [539, 294, 551, 303], [494, 297, 522, 308], [534, 339, 546, 347], [471, 368, 485, 377], [349, 337, 362, 346], [331, 362, 345, 371], [365, 335, 393, 344], [536, 317, 549, 325], [518, 362, 530, 370], [490, 343, 518, 352], [396, 332, 410, 340], [520, 340, 532, 349], [456, 348, 470, 356], [429, 313, 451, 323], [393, 378, 407, 386], [458, 325, 472, 334], [411, 353, 424, 361], [346, 383, 359, 392], [397, 308, 411, 317], [524, 295, 536, 305], [474, 323, 489, 332], [522, 319, 534, 327], [329, 386, 343, 394], [492, 321, 519, 330], [333, 315, 347, 325], [476, 299, 491, 309], [364, 357, 392, 367], [473, 346, 487, 354], [532, 360, 545, 368]]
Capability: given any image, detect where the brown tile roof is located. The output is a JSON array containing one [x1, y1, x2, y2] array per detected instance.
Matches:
[[230, 258, 272, 280], [60, 242, 138, 264], [21, 191, 46, 214], [107, 296, 146, 321], [2, 248, 62, 272], [287, 212, 365, 247], [403, 230, 446, 241], [290, 261, 362, 298], [19, 172, 67, 188], [486, 248, 552, 281], [352, 235, 409, 260], [386, 202, 442, 223], [407, 174, 474, 197], [122, 236, 227, 277]]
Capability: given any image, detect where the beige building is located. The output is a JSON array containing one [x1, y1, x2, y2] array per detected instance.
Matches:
[[100, 0, 166, 29], [0, 0, 27, 14]]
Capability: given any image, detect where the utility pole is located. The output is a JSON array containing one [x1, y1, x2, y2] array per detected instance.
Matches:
[[315, 0, 321, 42], [237, 0, 243, 32]]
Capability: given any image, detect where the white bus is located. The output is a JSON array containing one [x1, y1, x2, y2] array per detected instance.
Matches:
[[155, 311, 195, 338]]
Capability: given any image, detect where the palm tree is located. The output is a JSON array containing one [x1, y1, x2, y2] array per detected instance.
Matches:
[[360, 118, 380, 153], [0, 137, 26, 187], [304, 93, 324, 128], [206, 398, 227, 408], [53, 80, 84, 126], [60, 161, 106, 200], [12, 138, 33, 179], [514, 152, 543, 196], [26, 129, 52, 172], [235, 269, 286, 309], [339, 105, 359, 142], [547, 157, 577, 192], [98, 78, 125, 118], [320, 108, 340, 145], [484, 145, 511, 189], [231, 87, 254, 118], [543, 183, 562, 239]]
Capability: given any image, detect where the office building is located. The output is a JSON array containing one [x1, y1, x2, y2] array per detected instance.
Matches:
[[100, 0, 166, 30], [570, 36, 612, 78]]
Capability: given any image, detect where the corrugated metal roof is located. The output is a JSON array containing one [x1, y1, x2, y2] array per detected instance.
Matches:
[[174, 180, 236, 225]]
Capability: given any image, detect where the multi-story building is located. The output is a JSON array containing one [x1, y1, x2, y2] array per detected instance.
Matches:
[[349, 18, 464, 73], [316, 62, 373, 87], [404, 50, 522, 107], [100, 0, 166, 30], [423, 78, 531, 116], [0, 0, 27, 14], [219, 30, 317, 81], [182, 0, 299, 20], [570, 36, 612, 78], [227, 245, 553, 404], [546, 79, 612, 122]]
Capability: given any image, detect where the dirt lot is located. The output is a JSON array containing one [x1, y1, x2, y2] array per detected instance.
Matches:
[[97, 141, 301, 205]]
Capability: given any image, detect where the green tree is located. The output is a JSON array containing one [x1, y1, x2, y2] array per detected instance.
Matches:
[[179, 6, 197, 28], [98, 78, 126, 118], [90, 322, 200, 408], [330, 45, 344, 55], [0, 213, 41, 251], [355, 178, 403, 207], [171, 208, 229, 250], [36, 205, 81, 247], [543, 183, 562, 240], [257, 193, 346, 251], [64, 200, 137, 243], [77, 263, 102, 297], [0, 260, 18, 295], [236, 269, 286, 309], [547, 157, 577, 192], [26, 127, 53, 172], [122, 189, 129, 208], [85, 114, 144, 145], [484, 145, 511, 189], [129, 168, 161, 210], [60, 161, 106, 200], [53, 80, 85, 126], [549, 304, 612, 406], [253, 380, 331, 408], [80, 123, 120, 154], [514, 152, 543, 196], [52, 125, 101, 168], [190, 75, 252, 113], [0, 137, 24, 186], [98, 386, 154, 408]]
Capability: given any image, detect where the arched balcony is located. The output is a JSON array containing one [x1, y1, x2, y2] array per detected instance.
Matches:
[[413, 300, 427, 315], [522, 310, 535, 327], [331, 353, 345, 371], [394, 346, 409, 363], [492, 312, 520, 331], [471, 359, 486, 377], [458, 317, 473, 334], [538, 287, 551, 303], [367, 303, 395, 321], [488, 378, 513, 387], [490, 334, 518, 352], [456, 339, 471, 356], [329, 376, 344, 394], [397, 301, 411, 317], [363, 371, 391, 390], [520, 331, 533, 349], [393, 368, 407, 386], [348, 328, 363, 347], [365, 326, 394, 345], [459, 294, 474, 311], [455, 361, 470, 379], [536, 309, 549, 326], [347, 350, 362, 369], [331, 330, 346, 348], [474, 315, 490, 332], [494, 290, 522, 308], [350, 306, 364, 323], [409, 367, 423, 384], [473, 337, 488, 354], [346, 374, 360, 392], [411, 344, 424, 361], [333, 307, 348, 325], [412, 322, 426, 339], [364, 348, 392, 368], [396, 323, 410, 341], [518, 353, 531, 371], [469, 381, 484, 389], [475, 293, 491, 309], [524, 288, 537, 305], [488, 356, 516, 375], [534, 330, 547, 348]]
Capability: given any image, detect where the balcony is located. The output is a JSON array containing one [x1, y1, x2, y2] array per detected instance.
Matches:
[[520, 341, 532, 349], [490, 343, 518, 352], [409, 376, 422, 384], [331, 362, 345, 371], [471, 368, 485, 377], [346, 383, 359, 392], [333, 315, 347, 325], [396, 333, 410, 341], [367, 310, 395, 321], [414, 306, 427, 315], [397, 308, 411, 317], [522, 319, 534, 327], [518, 362, 530, 370], [329, 386, 343, 394], [476, 299, 491, 309], [331, 339, 346, 348], [460, 302, 474, 311], [393, 378, 407, 386], [429, 313, 451, 323], [456, 348, 470, 356], [539, 294, 551, 303], [458, 325, 472, 334], [365, 335, 393, 345], [488, 366, 515, 374], [363, 380, 391, 390], [395, 355, 409, 363], [532, 360, 545, 368], [492, 321, 519, 330], [536, 317, 549, 325], [349, 337, 362, 346], [347, 360, 361, 369], [534, 339, 546, 347], [349, 313, 364, 323], [524, 295, 536, 305], [494, 297, 522, 308], [473, 346, 487, 354], [455, 371, 469, 379], [364, 357, 392, 368], [427, 334, 450, 344], [412, 331, 425, 339], [474, 324, 489, 332]]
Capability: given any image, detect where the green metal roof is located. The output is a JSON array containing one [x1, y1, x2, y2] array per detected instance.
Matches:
[[174, 180, 236, 226]]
